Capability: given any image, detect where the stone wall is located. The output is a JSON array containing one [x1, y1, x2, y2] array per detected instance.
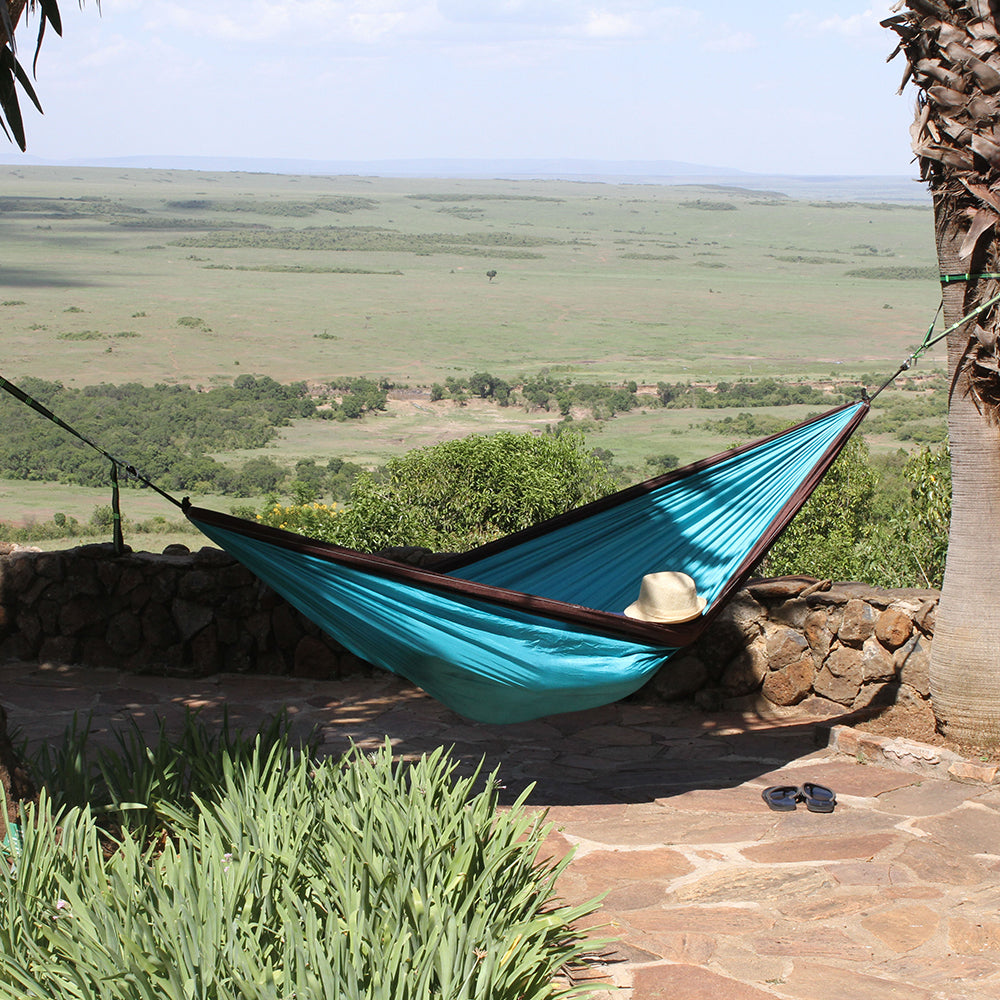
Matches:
[[0, 542, 366, 680], [0, 543, 939, 712], [654, 576, 937, 714]]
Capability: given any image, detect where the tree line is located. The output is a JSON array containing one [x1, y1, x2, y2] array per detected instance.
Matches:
[[0, 371, 945, 506], [0, 376, 380, 496]]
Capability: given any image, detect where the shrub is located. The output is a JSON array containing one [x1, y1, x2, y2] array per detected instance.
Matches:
[[89, 504, 115, 528], [237, 455, 287, 494], [332, 430, 619, 552], [256, 500, 341, 542], [762, 440, 951, 588], [861, 445, 951, 589], [2, 715, 603, 1000], [763, 437, 882, 582]]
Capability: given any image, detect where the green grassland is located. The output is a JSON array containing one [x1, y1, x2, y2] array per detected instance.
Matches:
[[0, 165, 946, 547], [2, 166, 940, 387]]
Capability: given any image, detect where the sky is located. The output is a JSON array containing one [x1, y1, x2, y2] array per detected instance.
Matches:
[[1, 1, 920, 176]]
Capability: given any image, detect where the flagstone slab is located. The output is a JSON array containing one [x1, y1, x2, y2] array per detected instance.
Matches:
[[661, 785, 777, 813], [756, 759, 920, 797], [778, 960, 936, 1000], [575, 723, 654, 746], [894, 838, 995, 886], [656, 738, 718, 759], [554, 752, 629, 772], [598, 880, 673, 912], [545, 801, 629, 825], [553, 799, 775, 847], [776, 888, 890, 921], [3, 684, 101, 712], [559, 848, 692, 905], [631, 962, 783, 999], [753, 926, 873, 961], [598, 757, 768, 789], [710, 939, 795, 990], [873, 778, 991, 815], [651, 813, 781, 847], [545, 703, 623, 733], [861, 903, 941, 952], [626, 905, 776, 937], [742, 831, 897, 864], [522, 779, 615, 806], [623, 928, 717, 966], [823, 861, 916, 886], [746, 805, 902, 838], [708, 731, 819, 760], [21, 663, 124, 689], [910, 802, 1000, 856], [948, 915, 1000, 953], [672, 866, 836, 906], [883, 952, 1000, 993]]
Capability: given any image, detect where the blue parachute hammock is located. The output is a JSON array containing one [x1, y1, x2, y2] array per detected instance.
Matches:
[[186, 400, 869, 723]]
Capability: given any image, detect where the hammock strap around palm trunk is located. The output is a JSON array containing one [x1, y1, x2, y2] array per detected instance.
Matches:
[[870, 283, 1000, 400]]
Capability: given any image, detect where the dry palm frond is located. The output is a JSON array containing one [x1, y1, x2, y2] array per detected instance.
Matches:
[[1, 0, 63, 150], [886, 1, 1000, 416]]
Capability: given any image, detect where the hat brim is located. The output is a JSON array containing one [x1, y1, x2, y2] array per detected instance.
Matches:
[[623, 595, 707, 624]]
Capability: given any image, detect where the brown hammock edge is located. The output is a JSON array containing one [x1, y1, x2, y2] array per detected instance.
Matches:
[[186, 399, 870, 649]]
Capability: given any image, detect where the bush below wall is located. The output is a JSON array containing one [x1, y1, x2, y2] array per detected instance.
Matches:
[[0, 543, 938, 716]]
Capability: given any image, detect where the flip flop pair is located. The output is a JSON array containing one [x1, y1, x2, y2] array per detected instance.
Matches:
[[761, 783, 836, 813]]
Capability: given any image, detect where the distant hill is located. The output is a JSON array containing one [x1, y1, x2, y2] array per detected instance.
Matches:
[[0, 153, 929, 202]]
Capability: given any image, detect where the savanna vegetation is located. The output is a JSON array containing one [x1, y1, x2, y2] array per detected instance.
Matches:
[[253, 430, 618, 553], [0, 165, 950, 576], [0, 364, 951, 587], [0, 375, 383, 495]]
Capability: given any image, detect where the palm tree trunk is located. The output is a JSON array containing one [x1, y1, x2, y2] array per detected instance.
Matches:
[[932, 199, 1000, 743], [886, 3, 1000, 743]]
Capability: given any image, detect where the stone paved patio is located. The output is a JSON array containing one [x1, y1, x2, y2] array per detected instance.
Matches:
[[4, 660, 999, 999]]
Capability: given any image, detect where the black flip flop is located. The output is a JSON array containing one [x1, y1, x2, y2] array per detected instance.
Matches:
[[800, 782, 836, 813], [761, 785, 800, 811]]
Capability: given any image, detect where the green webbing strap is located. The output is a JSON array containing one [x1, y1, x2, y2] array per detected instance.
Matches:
[[870, 286, 1000, 400], [940, 272, 1000, 283], [110, 460, 124, 555], [0, 373, 186, 534]]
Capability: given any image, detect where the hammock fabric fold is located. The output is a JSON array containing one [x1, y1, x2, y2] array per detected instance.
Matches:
[[187, 400, 868, 724]]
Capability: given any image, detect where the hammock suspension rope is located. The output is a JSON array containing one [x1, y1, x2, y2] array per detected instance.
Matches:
[[869, 275, 1000, 400]]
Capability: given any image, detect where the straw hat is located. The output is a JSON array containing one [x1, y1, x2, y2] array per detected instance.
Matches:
[[624, 572, 707, 624]]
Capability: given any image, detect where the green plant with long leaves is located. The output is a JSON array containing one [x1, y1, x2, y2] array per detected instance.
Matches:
[[30, 708, 311, 843], [2, 720, 606, 999]]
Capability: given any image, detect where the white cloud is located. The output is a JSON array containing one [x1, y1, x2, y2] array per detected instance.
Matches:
[[787, 8, 888, 45], [75, 34, 139, 69], [97, 0, 711, 52], [702, 30, 756, 54], [138, 1, 439, 45], [584, 10, 640, 39]]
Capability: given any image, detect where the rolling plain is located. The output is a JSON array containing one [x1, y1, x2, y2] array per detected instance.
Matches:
[[0, 165, 944, 545]]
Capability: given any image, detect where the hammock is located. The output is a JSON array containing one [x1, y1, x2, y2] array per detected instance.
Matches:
[[186, 400, 869, 723]]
